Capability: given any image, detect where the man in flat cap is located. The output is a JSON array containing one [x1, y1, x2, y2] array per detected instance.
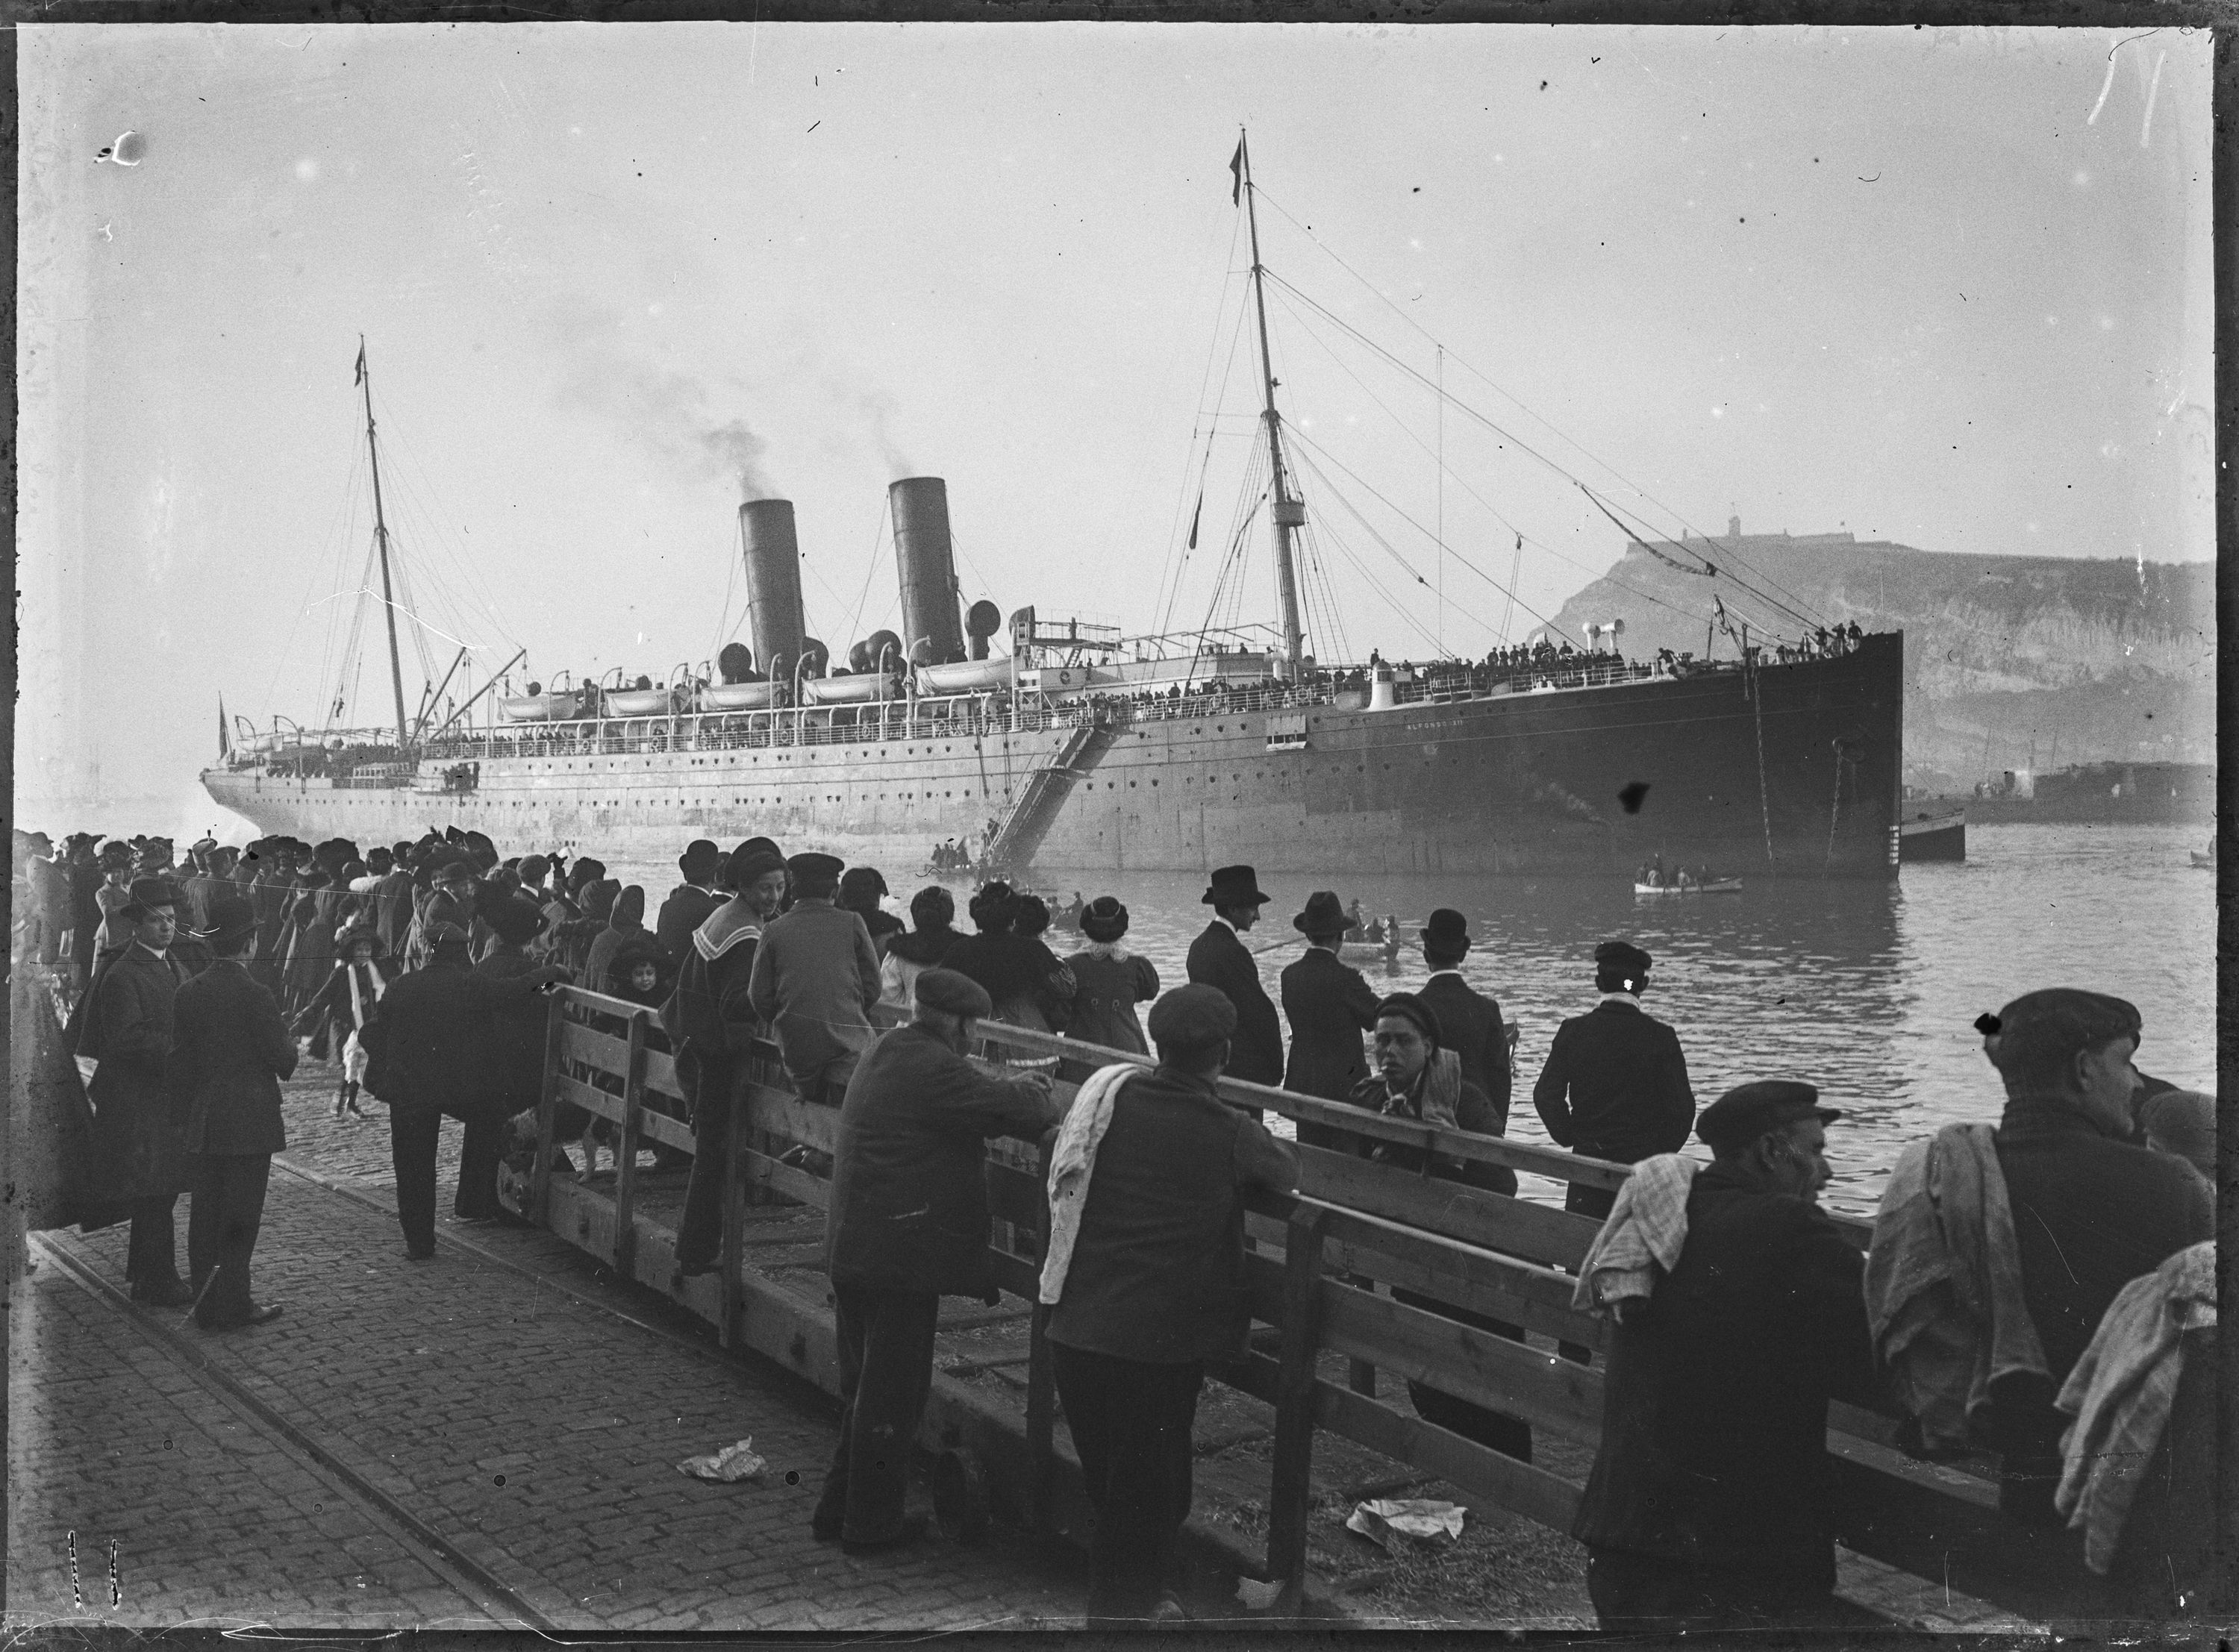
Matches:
[[169, 894, 294, 1328], [1965, 989, 2211, 1527], [1573, 1080, 1881, 1632], [1042, 983, 1298, 1625], [666, 842, 790, 1277], [1184, 864, 1284, 1089], [1533, 938, 1695, 1218], [815, 969, 1061, 1554], [747, 851, 882, 1106], [72, 877, 196, 1303]]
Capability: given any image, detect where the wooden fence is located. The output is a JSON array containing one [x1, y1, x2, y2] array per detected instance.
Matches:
[[507, 984, 2079, 1621]]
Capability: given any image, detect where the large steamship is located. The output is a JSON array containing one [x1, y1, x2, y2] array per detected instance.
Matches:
[[204, 140, 1905, 879]]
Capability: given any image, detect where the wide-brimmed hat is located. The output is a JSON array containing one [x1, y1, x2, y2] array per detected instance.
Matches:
[[483, 894, 549, 945], [1420, 909, 1472, 954], [1080, 895, 1129, 943], [120, 877, 183, 921], [1202, 865, 1271, 908], [201, 892, 260, 950], [1293, 890, 1347, 938]]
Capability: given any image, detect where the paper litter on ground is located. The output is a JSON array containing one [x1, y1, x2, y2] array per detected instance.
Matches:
[[1344, 1498, 1467, 1548], [677, 1437, 767, 1482]]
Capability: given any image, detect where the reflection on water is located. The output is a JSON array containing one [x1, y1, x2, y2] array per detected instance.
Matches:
[[605, 823, 2214, 1221]]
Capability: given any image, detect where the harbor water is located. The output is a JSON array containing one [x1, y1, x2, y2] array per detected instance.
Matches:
[[609, 822, 2214, 1221]]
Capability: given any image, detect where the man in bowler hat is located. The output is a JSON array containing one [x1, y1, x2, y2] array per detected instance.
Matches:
[[1184, 865, 1284, 1087], [169, 894, 295, 1328], [816, 969, 1060, 1553], [1278, 890, 1380, 1143], [1416, 910, 1511, 1130], [1573, 1081, 1880, 1632]]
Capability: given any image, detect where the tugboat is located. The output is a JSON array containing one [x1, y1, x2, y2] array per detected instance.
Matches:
[[1899, 807, 1967, 863], [204, 140, 1906, 880]]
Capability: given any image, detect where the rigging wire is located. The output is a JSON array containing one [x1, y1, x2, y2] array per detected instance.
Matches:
[[841, 494, 893, 653], [1253, 186, 1832, 631], [1155, 282, 1257, 638]]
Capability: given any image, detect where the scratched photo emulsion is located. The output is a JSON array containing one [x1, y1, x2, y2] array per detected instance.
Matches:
[[7, 18, 2218, 1637]]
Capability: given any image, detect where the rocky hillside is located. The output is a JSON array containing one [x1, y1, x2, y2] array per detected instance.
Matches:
[[1546, 530, 2214, 788]]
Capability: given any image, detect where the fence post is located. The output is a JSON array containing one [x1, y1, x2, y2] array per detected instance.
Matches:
[[1024, 1136, 1056, 1533], [531, 988, 566, 1225], [613, 1010, 647, 1278], [1266, 1204, 1331, 1601]]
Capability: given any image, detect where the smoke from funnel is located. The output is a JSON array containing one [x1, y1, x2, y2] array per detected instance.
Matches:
[[556, 307, 781, 500]]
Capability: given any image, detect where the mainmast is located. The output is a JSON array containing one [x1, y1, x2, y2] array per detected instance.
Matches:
[[357, 338, 412, 751], [1237, 132, 1307, 680]]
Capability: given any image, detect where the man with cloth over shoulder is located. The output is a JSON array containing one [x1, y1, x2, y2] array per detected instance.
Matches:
[[1572, 1081, 1882, 1633], [169, 893, 294, 1329], [814, 969, 1061, 1554], [1040, 984, 1298, 1626]]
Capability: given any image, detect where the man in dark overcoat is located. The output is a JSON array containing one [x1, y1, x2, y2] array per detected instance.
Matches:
[[1278, 889, 1379, 1145], [170, 894, 294, 1329], [814, 969, 1060, 1554], [72, 877, 194, 1303], [465, 895, 572, 1189], [1573, 1081, 1882, 1631], [1532, 939, 1696, 1218], [1043, 985, 1298, 1624], [1415, 908, 1511, 1128], [655, 839, 725, 961], [1184, 863, 1283, 1087], [367, 922, 491, 1257]]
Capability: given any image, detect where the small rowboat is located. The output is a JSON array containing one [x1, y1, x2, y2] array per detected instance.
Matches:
[[603, 686, 678, 717], [803, 673, 901, 705], [697, 681, 781, 712], [499, 692, 584, 723], [1633, 878, 1743, 896], [916, 658, 1012, 695]]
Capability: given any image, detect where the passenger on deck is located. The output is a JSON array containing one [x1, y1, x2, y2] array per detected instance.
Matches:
[[1278, 890, 1380, 1145], [1572, 1082, 1882, 1633], [1184, 865, 1284, 1089], [1040, 985, 1297, 1626], [746, 853, 881, 1106], [815, 969, 1059, 1555], [664, 842, 787, 1278]]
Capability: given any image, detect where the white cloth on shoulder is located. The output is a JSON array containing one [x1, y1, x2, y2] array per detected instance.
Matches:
[[1570, 1154, 1700, 1313], [1037, 1061, 1140, 1307], [2055, 1239, 2216, 1574]]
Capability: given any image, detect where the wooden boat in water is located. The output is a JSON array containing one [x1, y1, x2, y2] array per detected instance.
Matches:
[[1899, 808, 1967, 863], [1633, 878, 1742, 895]]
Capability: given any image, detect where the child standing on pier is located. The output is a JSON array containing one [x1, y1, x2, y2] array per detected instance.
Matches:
[[291, 922, 399, 1119]]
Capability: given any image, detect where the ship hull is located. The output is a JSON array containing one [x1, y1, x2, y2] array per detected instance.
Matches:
[[204, 633, 1904, 880]]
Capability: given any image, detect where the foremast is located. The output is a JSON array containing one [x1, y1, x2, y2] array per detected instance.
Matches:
[[1236, 132, 1308, 682], [356, 338, 412, 751]]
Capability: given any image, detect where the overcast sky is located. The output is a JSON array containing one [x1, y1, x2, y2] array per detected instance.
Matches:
[[16, 22, 2213, 830]]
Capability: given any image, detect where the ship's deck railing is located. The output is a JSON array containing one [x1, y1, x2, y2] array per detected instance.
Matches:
[[498, 984, 2083, 1621]]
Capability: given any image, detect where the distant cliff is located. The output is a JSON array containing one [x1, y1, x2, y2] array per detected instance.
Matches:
[[1546, 529, 2214, 787]]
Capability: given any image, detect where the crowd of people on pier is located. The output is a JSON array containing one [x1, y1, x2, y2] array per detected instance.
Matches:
[[13, 816, 2215, 1630]]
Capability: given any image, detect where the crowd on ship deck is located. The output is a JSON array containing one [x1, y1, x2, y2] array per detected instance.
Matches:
[[12, 813, 2213, 1630]]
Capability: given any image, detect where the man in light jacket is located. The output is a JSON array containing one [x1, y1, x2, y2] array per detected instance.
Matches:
[[746, 852, 881, 1105]]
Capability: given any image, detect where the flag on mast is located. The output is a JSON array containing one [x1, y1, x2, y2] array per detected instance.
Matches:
[[218, 697, 230, 757], [1186, 490, 1203, 551], [354, 341, 366, 386], [1229, 137, 1245, 205]]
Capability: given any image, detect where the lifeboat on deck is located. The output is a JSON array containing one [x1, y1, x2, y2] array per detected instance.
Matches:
[[697, 681, 781, 712], [915, 659, 1011, 695], [604, 686, 678, 717], [499, 692, 585, 723], [803, 674, 900, 705]]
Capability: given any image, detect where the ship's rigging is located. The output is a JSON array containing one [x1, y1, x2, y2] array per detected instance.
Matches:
[[1158, 131, 1837, 672]]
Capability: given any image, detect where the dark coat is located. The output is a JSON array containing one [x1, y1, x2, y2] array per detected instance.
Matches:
[[1571, 1164, 1879, 1586], [1418, 971, 1511, 1127], [170, 958, 297, 1156], [467, 951, 561, 1115], [1531, 998, 1695, 1164], [293, 957, 402, 1039], [1185, 920, 1284, 1086], [1280, 945, 1380, 1100], [366, 958, 480, 1116], [655, 882, 723, 963], [1980, 1093, 2216, 1512], [1044, 1066, 1299, 1363], [75, 944, 190, 1202], [661, 910, 762, 1116], [1344, 1067, 1518, 1196], [825, 1024, 1061, 1298]]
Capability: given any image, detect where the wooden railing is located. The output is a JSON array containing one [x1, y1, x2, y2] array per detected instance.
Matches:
[[512, 986, 2076, 1621]]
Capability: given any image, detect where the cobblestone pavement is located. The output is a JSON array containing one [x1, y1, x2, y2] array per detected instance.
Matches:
[[13, 1067, 1091, 1633]]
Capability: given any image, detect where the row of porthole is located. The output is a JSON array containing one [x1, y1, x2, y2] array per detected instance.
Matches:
[[541, 742, 973, 774]]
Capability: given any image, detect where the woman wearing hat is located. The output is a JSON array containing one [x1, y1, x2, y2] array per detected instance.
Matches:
[[1061, 897, 1160, 1057], [879, 886, 962, 1011]]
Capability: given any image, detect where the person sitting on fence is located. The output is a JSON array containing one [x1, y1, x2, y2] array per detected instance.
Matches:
[[814, 969, 1060, 1556], [1867, 992, 2212, 1531], [879, 886, 960, 1011], [290, 921, 399, 1121], [1349, 992, 1534, 1463], [1571, 1081, 1882, 1633], [665, 842, 788, 1280], [1061, 896, 1160, 1060], [568, 931, 683, 1180], [1040, 984, 1296, 1626], [746, 852, 882, 1108]]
